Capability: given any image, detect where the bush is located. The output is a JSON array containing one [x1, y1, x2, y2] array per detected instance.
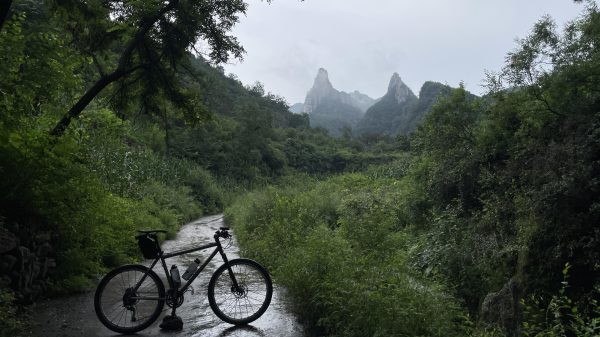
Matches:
[[0, 286, 22, 337], [226, 173, 467, 336], [522, 264, 600, 337]]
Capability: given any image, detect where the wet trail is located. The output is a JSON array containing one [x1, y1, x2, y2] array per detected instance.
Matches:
[[28, 215, 307, 337]]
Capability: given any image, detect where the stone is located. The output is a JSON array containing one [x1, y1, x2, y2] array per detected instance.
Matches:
[[37, 242, 53, 257], [387, 72, 412, 104], [0, 275, 12, 287], [0, 254, 17, 272], [302, 68, 377, 114], [480, 278, 522, 337], [35, 232, 52, 244], [302, 68, 378, 136], [0, 228, 18, 253]]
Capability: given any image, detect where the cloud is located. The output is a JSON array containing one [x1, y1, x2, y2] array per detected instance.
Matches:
[[224, 0, 585, 103]]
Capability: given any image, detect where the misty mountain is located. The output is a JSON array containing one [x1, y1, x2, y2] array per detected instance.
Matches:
[[355, 73, 419, 135], [303, 68, 377, 136], [289, 102, 305, 113], [356, 76, 471, 136]]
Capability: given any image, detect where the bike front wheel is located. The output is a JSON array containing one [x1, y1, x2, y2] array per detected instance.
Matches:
[[94, 264, 165, 334], [208, 258, 273, 325]]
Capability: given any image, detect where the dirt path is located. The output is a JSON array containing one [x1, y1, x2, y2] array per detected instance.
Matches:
[[26, 214, 307, 337]]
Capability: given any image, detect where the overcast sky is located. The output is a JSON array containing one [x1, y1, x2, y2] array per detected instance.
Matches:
[[222, 0, 588, 104]]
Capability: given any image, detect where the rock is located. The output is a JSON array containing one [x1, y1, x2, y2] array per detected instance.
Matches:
[[0, 228, 18, 253], [303, 68, 377, 114], [0, 275, 11, 287], [37, 242, 53, 257], [480, 278, 522, 337], [387, 72, 413, 104], [35, 232, 51, 244], [17, 246, 33, 266], [355, 73, 419, 136], [302, 68, 377, 136], [9, 270, 19, 288], [0, 254, 17, 273]]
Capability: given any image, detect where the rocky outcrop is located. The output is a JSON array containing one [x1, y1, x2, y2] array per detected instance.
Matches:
[[387, 72, 412, 104], [348, 90, 378, 113], [480, 278, 523, 337], [355, 78, 468, 136], [303, 68, 337, 114], [302, 68, 377, 136], [355, 73, 419, 135], [289, 103, 305, 114], [0, 226, 56, 304]]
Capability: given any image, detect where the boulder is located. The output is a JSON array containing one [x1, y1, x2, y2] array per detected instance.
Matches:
[[0, 254, 17, 273], [480, 278, 522, 337], [0, 228, 18, 253]]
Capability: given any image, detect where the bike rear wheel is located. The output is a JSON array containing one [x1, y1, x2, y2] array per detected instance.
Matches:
[[208, 258, 273, 325], [94, 264, 165, 333]]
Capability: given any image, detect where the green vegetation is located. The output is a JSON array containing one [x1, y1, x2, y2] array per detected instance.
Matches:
[[310, 99, 363, 137], [0, 1, 396, 331], [226, 173, 467, 337], [2, 0, 600, 336], [226, 4, 600, 336]]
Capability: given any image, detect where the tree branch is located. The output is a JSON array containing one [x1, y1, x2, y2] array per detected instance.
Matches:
[[50, 0, 180, 136], [50, 64, 146, 136]]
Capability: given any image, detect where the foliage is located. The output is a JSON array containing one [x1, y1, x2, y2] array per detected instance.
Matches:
[[0, 286, 21, 337], [522, 264, 600, 337], [45, 0, 252, 135], [3, 1, 600, 336], [226, 174, 467, 337], [227, 6, 600, 335], [356, 88, 418, 136], [309, 98, 363, 137]]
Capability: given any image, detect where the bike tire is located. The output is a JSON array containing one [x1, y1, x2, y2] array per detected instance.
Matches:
[[94, 264, 165, 333], [208, 258, 273, 325]]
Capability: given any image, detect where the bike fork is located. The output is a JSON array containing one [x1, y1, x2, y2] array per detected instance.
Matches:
[[217, 243, 240, 289]]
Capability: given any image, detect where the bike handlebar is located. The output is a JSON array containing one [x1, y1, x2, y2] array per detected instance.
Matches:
[[215, 228, 231, 239]]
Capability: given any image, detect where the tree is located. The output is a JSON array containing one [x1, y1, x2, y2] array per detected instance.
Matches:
[[48, 0, 250, 136], [0, 0, 12, 31]]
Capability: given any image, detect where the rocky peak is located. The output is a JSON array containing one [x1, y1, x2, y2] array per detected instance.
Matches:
[[387, 72, 412, 104], [303, 68, 337, 113], [303, 68, 377, 115], [313, 68, 333, 90]]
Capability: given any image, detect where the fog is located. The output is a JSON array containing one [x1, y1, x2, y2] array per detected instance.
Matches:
[[223, 0, 587, 104]]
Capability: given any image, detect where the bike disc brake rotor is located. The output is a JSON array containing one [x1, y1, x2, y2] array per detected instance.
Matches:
[[231, 284, 247, 298]]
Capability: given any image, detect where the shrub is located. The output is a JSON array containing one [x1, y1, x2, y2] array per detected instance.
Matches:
[[226, 173, 467, 336]]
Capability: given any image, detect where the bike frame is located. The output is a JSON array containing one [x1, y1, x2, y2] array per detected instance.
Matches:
[[130, 232, 238, 301]]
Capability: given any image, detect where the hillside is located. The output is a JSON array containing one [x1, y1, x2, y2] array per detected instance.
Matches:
[[356, 76, 471, 136], [302, 68, 377, 136]]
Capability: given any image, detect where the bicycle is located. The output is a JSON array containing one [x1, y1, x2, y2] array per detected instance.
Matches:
[[93, 227, 273, 334]]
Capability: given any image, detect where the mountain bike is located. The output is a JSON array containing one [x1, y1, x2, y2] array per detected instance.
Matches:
[[93, 227, 272, 334]]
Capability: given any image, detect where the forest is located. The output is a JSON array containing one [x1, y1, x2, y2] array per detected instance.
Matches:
[[1, 1, 599, 337]]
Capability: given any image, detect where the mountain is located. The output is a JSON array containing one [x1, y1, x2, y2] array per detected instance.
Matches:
[[355, 73, 418, 135], [409, 81, 455, 128], [356, 75, 464, 136], [289, 103, 305, 113], [303, 68, 377, 136]]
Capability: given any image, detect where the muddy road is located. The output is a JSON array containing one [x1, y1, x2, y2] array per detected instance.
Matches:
[[28, 215, 307, 337]]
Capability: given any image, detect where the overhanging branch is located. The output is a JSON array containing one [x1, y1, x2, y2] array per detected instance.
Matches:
[[50, 0, 180, 136]]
